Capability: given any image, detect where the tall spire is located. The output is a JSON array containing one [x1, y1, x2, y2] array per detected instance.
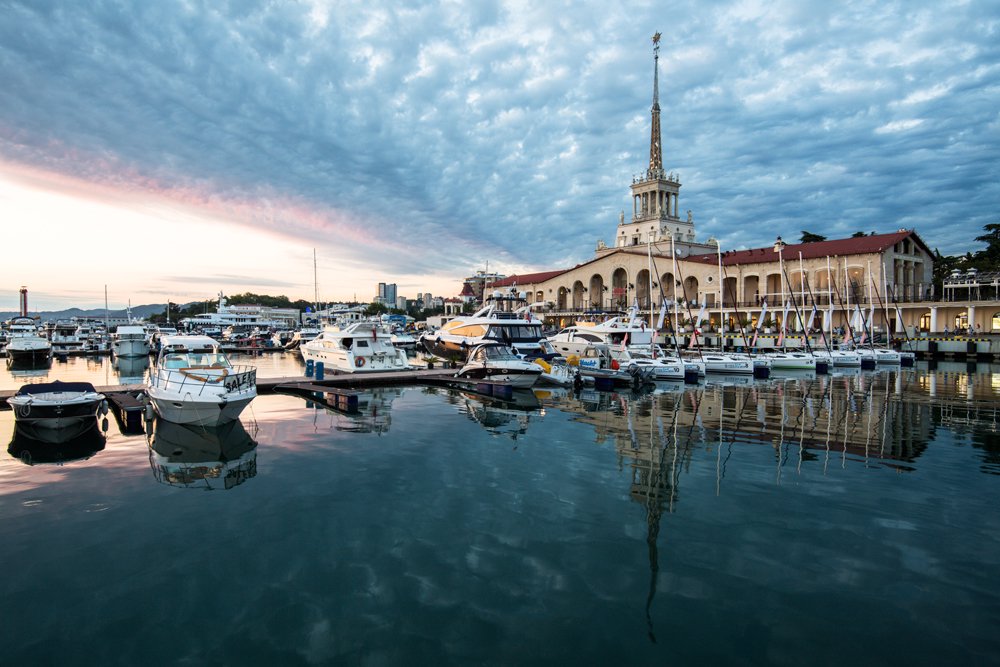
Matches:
[[648, 32, 663, 176]]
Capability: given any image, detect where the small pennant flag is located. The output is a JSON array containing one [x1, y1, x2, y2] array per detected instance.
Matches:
[[656, 302, 667, 329]]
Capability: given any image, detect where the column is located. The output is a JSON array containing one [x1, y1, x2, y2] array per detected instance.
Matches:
[[968, 305, 976, 332], [929, 306, 938, 332]]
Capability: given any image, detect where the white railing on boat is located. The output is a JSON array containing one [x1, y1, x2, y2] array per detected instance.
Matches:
[[149, 367, 257, 396]]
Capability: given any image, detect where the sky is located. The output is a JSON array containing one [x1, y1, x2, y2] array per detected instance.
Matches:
[[1, 0, 997, 311]]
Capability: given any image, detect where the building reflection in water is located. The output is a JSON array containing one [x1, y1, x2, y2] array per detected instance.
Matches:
[[538, 365, 1000, 641], [147, 418, 258, 490]]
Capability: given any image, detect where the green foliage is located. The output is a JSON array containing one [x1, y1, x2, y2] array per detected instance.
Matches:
[[800, 231, 827, 243], [851, 231, 866, 238]]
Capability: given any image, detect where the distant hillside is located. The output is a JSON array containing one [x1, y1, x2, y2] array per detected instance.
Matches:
[[0, 303, 167, 322]]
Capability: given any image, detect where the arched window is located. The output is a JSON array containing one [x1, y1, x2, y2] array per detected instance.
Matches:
[[992, 312, 1000, 331]]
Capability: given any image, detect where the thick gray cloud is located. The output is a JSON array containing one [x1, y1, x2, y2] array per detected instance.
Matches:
[[0, 0, 996, 283]]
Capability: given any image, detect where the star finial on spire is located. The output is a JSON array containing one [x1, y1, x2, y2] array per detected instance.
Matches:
[[652, 32, 661, 45]]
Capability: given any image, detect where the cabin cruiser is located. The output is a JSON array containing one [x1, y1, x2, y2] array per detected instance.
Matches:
[[146, 335, 257, 426], [455, 343, 543, 389], [812, 348, 862, 367], [278, 325, 322, 350], [50, 320, 85, 356], [549, 313, 656, 358], [6, 380, 107, 440], [418, 290, 559, 362], [112, 324, 151, 358], [5, 317, 52, 367], [389, 326, 417, 350], [696, 351, 756, 375], [300, 321, 409, 373]]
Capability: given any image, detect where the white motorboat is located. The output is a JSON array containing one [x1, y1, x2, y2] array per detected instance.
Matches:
[[146, 335, 257, 426], [418, 289, 560, 362], [549, 310, 655, 359], [50, 321, 85, 356], [6, 380, 106, 439], [112, 324, 151, 358], [455, 343, 543, 389], [610, 346, 687, 381], [300, 321, 409, 373], [389, 327, 418, 350], [568, 343, 655, 386], [5, 317, 52, 367]]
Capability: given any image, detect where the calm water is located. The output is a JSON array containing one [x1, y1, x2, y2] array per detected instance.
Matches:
[[1, 353, 999, 665]]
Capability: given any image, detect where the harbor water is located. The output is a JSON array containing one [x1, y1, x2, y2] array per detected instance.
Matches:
[[1, 353, 999, 665]]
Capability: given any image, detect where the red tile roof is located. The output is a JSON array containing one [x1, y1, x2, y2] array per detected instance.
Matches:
[[685, 230, 930, 266], [492, 269, 568, 287]]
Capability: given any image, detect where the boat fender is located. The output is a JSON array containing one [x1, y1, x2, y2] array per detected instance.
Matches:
[[533, 358, 552, 373], [566, 354, 579, 367], [355, 357, 366, 368], [101, 417, 109, 432], [610, 359, 620, 370], [100, 400, 109, 416]]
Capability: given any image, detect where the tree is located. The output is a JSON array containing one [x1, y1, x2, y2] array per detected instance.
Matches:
[[800, 231, 827, 243], [851, 231, 866, 238], [974, 223, 1000, 266]]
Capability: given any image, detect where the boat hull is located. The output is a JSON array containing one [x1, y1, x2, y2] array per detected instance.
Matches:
[[456, 366, 542, 388], [148, 392, 256, 426]]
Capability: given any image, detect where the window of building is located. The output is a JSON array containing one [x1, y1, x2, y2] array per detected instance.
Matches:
[[992, 312, 1000, 331]]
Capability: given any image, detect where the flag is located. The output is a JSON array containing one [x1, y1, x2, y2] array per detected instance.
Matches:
[[807, 306, 817, 333], [758, 298, 768, 325], [751, 330, 758, 347], [822, 309, 832, 332], [859, 328, 867, 345], [688, 331, 699, 349], [781, 300, 790, 333], [656, 302, 667, 329], [694, 304, 707, 329], [843, 329, 852, 345], [777, 328, 784, 346]]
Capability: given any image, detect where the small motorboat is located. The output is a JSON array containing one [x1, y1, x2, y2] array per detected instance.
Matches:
[[6, 380, 106, 438], [456, 343, 543, 389]]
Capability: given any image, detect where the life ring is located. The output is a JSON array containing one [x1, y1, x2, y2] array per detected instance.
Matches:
[[355, 357, 366, 368]]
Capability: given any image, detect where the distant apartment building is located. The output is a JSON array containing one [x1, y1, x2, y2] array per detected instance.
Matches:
[[375, 282, 398, 306], [463, 270, 506, 303]]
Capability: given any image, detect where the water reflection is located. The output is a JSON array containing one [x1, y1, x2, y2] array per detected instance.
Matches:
[[7, 420, 106, 465], [147, 418, 258, 490], [458, 389, 541, 440], [113, 355, 149, 384], [307, 386, 405, 434]]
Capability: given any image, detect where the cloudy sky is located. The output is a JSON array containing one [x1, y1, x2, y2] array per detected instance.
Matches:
[[1, 0, 997, 311]]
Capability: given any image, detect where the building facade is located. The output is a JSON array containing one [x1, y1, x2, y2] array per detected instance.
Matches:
[[493, 35, 996, 336]]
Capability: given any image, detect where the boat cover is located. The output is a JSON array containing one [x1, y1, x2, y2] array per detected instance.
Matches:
[[16, 380, 99, 395]]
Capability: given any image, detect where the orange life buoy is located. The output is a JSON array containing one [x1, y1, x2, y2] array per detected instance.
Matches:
[[355, 357, 366, 368]]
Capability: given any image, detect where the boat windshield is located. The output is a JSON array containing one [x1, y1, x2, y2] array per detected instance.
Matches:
[[162, 352, 231, 369], [485, 324, 542, 342], [481, 345, 519, 361]]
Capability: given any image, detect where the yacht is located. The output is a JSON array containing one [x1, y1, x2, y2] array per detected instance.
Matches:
[[50, 320, 85, 356], [181, 291, 288, 332], [549, 313, 656, 358], [5, 317, 52, 367], [112, 324, 151, 358], [455, 343, 544, 389], [6, 380, 106, 440], [765, 350, 818, 371], [146, 335, 257, 426], [418, 290, 560, 362], [300, 321, 409, 373]]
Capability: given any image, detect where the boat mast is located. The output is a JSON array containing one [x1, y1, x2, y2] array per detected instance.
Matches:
[[313, 248, 318, 312]]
